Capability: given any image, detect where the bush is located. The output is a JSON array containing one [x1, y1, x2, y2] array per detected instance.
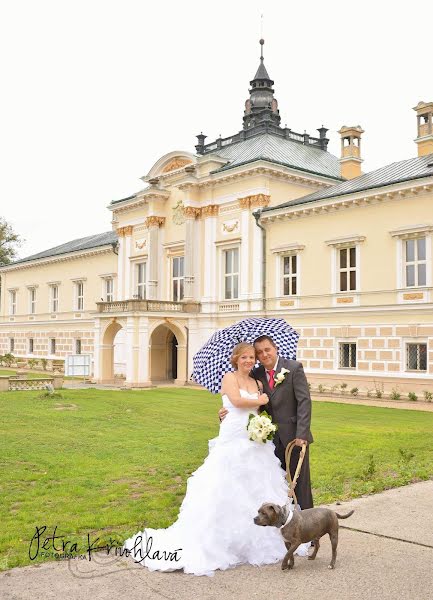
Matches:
[[408, 392, 418, 402], [350, 387, 359, 396], [0, 353, 15, 367], [318, 384, 326, 393], [28, 358, 38, 369], [424, 391, 433, 402], [390, 388, 401, 401], [374, 381, 384, 399], [366, 388, 373, 398], [40, 358, 48, 371], [340, 382, 348, 394]]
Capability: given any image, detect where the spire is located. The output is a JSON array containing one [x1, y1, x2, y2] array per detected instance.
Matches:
[[243, 39, 281, 131]]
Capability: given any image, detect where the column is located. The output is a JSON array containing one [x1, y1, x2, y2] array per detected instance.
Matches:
[[183, 207, 201, 300], [123, 226, 133, 300], [146, 217, 165, 300], [240, 208, 250, 301], [201, 205, 218, 310], [137, 316, 151, 385], [124, 316, 136, 386], [116, 228, 125, 299]]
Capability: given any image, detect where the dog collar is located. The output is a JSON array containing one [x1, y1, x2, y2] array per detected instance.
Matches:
[[280, 507, 294, 529]]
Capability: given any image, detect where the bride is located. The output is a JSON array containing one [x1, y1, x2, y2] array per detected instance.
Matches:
[[122, 342, 310, 576]]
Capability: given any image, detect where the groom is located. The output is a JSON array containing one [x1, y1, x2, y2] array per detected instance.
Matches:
[[219, 335, 314, 510]]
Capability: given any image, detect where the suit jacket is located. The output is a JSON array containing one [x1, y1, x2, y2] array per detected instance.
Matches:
[[252, 357, 313, 448]]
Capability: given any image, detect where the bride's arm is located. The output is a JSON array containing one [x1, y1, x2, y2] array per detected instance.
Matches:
[[221, 373, 268, 408]]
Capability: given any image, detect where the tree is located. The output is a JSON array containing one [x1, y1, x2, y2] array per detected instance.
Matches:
[[0, 217, 23, 265]]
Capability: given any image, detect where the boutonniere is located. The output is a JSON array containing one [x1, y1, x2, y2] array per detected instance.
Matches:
[[274, 368, 290, 386]]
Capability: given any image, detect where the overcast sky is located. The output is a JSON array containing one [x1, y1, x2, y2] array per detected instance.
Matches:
[[1, 0, 432, 259]]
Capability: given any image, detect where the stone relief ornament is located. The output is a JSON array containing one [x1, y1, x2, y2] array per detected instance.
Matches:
[[172, 200, 186, 225], [162, 157, 192, 173], [135, 238, 147, 250], [222, 220, 240, 235]]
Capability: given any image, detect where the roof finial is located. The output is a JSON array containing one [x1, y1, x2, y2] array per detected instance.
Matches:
[[260, 13, 264, 60]]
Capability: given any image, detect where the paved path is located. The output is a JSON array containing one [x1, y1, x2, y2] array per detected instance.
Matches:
[[2, 481, 432, 600]]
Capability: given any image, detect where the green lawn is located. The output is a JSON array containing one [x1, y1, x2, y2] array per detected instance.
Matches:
[[1, 387, 433, 571], [0, 369, 51, 379]]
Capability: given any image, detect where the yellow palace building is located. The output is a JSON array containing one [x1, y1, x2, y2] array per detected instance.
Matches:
[[1, 41, 433, 393]]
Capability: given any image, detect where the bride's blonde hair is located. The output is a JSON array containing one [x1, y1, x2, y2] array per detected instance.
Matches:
[[230, 342, 256, 369]]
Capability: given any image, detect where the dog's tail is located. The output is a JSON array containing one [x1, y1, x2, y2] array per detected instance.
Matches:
[[336, 510, 354, 519]]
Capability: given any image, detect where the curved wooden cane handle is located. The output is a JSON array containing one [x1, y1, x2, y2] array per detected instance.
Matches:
[[285, 440, 307, 508]]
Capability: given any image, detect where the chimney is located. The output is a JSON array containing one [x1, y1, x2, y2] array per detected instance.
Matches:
[[338, 126, 364, 179], [413, 101, 433, 157]]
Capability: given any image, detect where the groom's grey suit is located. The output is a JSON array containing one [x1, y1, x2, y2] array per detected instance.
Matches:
[[253, 357, 314, 510]]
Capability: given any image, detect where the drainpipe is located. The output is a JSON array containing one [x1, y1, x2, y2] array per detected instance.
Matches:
[[253, 209, 266, 312]]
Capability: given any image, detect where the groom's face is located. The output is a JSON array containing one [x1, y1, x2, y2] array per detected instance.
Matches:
[[254, 340, 278, 370]]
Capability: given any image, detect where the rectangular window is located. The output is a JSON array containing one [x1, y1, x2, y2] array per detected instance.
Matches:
[[29, 288, 36, 314], [339, 342, 357, 368], [283, 255, 297, 296], [339, 247, 357, 292], [224, 248, 239, 300], [137, 263, 146, 299], [9, 290, 17, 315], [404, 238, 426, 287], [76, 282, 84, 311], [406, 343, 427, 371], [75, 339, 82, 355], [29, 338, 34, 354], [105, 278, 114, 302], [51, 285, 59, 313], [172, 256, 184, 301], [50, 338, 56, 355], [10, 338, 14, 353]]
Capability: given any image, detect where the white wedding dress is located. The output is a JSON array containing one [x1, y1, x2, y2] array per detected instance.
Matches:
[[122, 389, 310, 576]]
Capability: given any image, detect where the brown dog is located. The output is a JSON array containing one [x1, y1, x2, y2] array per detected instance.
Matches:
[[254, 502, 354, 570]]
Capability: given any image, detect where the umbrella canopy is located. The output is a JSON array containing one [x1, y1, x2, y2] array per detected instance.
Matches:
[[192, 317, 299, 394]]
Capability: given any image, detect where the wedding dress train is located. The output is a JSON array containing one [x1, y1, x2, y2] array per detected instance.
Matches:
[[123, 389, 310, 576]]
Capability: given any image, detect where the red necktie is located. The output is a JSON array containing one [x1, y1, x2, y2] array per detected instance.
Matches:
[[268, 369, 275, 390]]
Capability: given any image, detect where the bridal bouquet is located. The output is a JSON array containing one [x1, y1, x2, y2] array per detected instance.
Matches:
[[246, 411, 277, 444]]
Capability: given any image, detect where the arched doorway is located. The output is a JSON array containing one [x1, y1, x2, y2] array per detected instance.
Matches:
[[149, 322, 186, 384], [100, 320, 124, 383]]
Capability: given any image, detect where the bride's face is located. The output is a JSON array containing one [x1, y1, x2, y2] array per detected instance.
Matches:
[[236, 349, 256, 373]]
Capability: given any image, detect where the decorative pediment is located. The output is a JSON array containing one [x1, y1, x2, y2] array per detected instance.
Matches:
[[162, 157, 193, 173]]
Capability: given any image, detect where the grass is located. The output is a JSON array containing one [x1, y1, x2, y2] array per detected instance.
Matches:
[[1, 387, 433, 572], [0, 369, 52, 379]]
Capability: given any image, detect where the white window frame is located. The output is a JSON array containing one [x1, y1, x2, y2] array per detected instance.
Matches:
[[74, 281, 84, 311], [75, 339, 82, 355], [405, 342, 427, 372], [325, 236, 365, 295], [9, 289, 17, 315], [50, 284, 59, 313], [105, 277, 114, 302], [282, 254, 299, 296], [50, 338, 56, 356], [338, 341, 357, 369], [172, 256, 185, 302], [28, 338, 34, 354], [28, 287, 37, 314], [338, 246, 357, 292], [222, 246, 240, 300], [136, 262, 147, 300], [10, 338, 15, 353], [390, 225, 433, 290], [403, 237, 427, 288]]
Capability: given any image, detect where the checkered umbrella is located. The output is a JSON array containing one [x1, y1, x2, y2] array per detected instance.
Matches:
[[192, 317, 299, 394]]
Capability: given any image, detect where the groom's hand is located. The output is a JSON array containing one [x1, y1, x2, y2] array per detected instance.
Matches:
[[294, 438, 308, 447], [218, 407, 229, 422]]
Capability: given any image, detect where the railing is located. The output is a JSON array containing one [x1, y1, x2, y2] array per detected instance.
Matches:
[[198, 125, 328, 154], [96, 300, 201, 313], [0, 375, 64, 392]]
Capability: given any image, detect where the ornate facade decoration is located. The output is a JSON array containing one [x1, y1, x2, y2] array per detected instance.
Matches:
[[162, 157, 193, 173], [172, 200, 186, 225], [116, 225, 133, 237], [145, 216, 166, 228], [183, 206, 201, 219], [201, 205, 219, 218], [222, 220, 239, 234], [238, 193, 271, 209], [135, 239, 147, 250]]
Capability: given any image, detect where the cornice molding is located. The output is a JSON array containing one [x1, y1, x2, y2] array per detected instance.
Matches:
[[325, 235, 366, 247], [0, 247, 114, 273], [260, 181, 433, 223], [238, 193, 270, 209], [389, 224, 433, 239]]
